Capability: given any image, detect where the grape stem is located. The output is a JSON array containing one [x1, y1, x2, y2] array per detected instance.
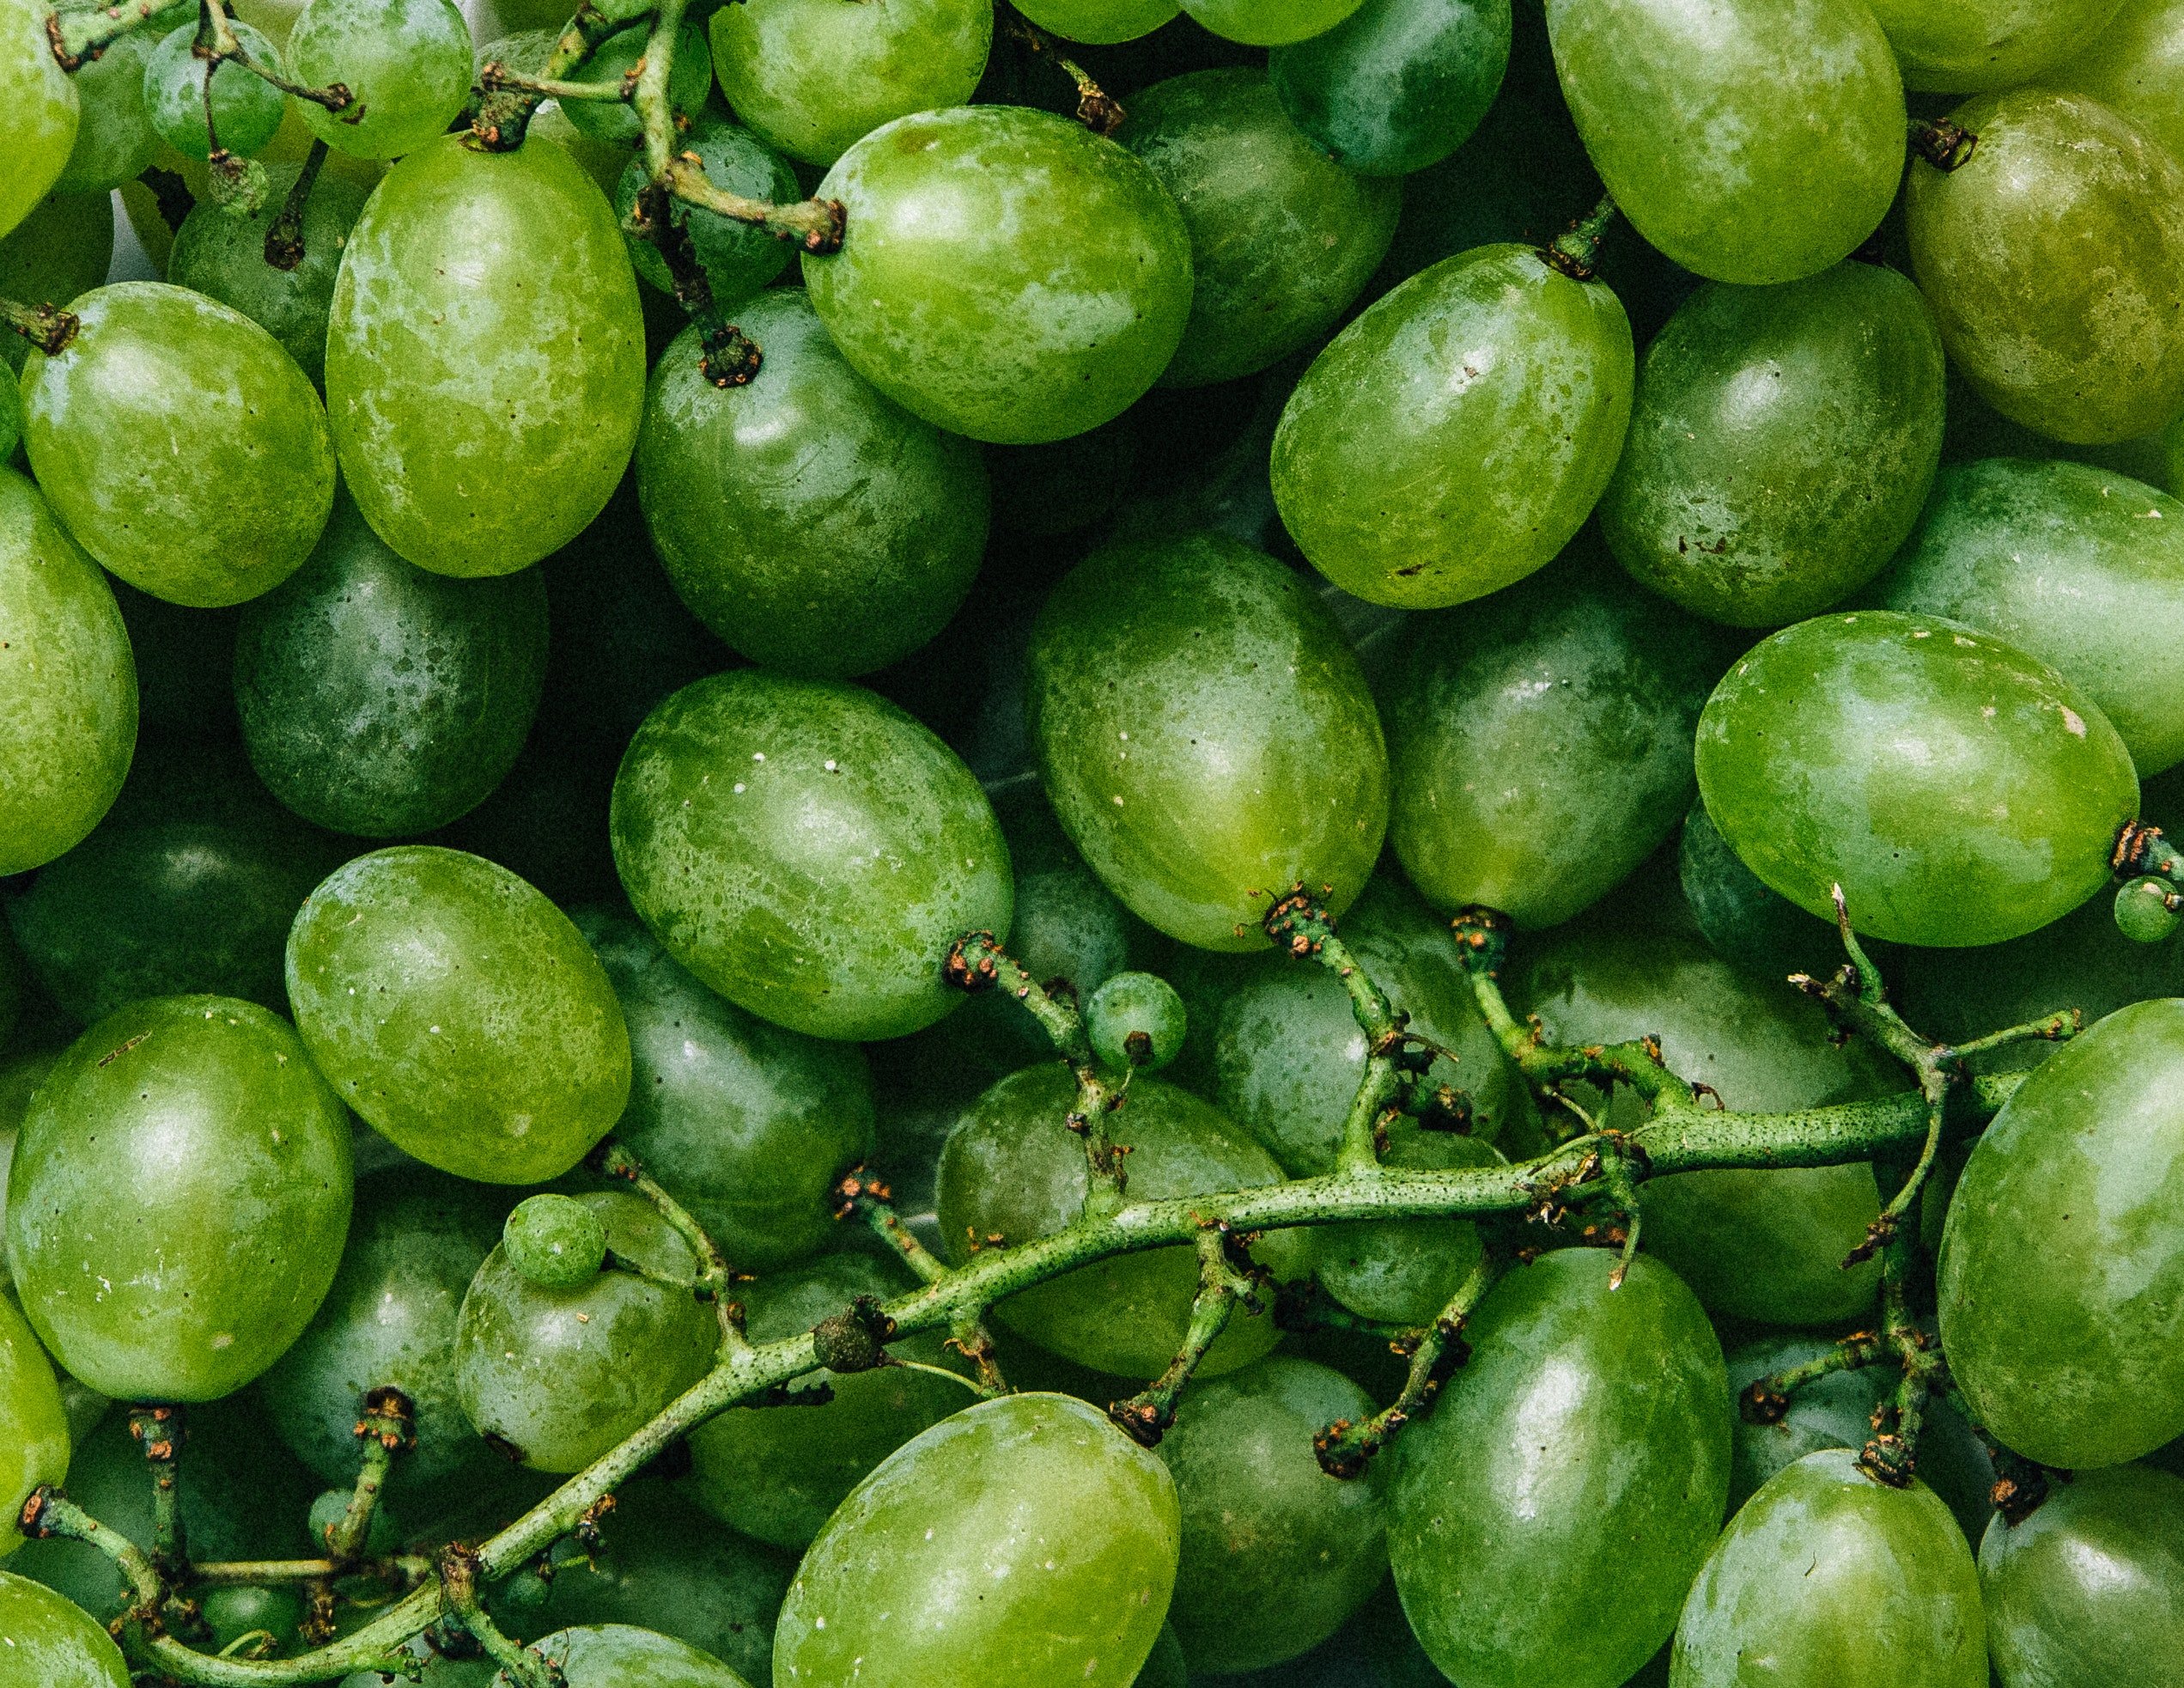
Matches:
[[1314, 1252, 1503, 1478], [263, 137, 328, 273], [1908, 116, 1978, 172], [441, 1544, 563, 1688], [44, 0, 173, 70], [1108, 1224, 1262, 1446], [469, 0, 621, 150], [1739, 1329, 1890, 1424], [1541, 192, 1619, 282], [0, 293, 81, 356], [194, 0, 358, 119], [997, 3, 1124, 135], [836, 1167, 1010, 1394], [587, 1136, 751, 1355], [126, 1405, 189, 1581]]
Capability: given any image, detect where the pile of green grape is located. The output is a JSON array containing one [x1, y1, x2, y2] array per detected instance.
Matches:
[[5, 0, 2184, 1683]]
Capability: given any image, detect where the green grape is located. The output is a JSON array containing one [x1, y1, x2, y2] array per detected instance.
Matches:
[[805, 105, 1193, 446], [1086, 972, 1185, 1071], [0, 1569, 130, 1688], [0, 469, 136, 877], [504, 1195, 608, 1290], [1384, 550, 1721, 929], [1696, 611, 2138, 948], [325, 134, 646, 576], [563, 19, 708, 148], [1875, 460, 2184, 777], [936, 1066, 1312, 1378], [0, 0, 79, 241], [143, 20, 288, 161], [1119, 69, 1399, 387], [1670, 1450, 1984, 1688], [1979, 1462, 2184, 1686], [708, 0, 991, 167], [0, 192, 114, 375], [608, 671, 1013, 1042], [1011, 0, 1178, 42], [259, 1167, 511, 1501], [2116, 877, 2182, 942], [1182, 0, 1367, 45], [520, 1625, 751, 1687], [1269, 0, 1511, 176], [1938, 997, 2184, 1467], [1546, 0, 1903, 283], [454, 1189, 716, 1473], [684, 1252, 969, 1550], [635, 291, 989, 679], [1390, 1249, 1729, 1688], [1600, 264, 1944, 627], [1906, 90, 2184, 447], [1135, 1625, 1188, 1688], [196, 1582, 307, 1654], [1678, 801, 1843, 983], [167, 161, 368, 387], [288, 0, 471, 157], [1026, 532, 1387, 953], [53, 22, 172, 194], [21, 282, 336, 607], [772, 1392, 1179, 1686], [2050, 0, 2184, 162], [234, 491, 549, 835], [307, 1486, 398, 1555], [0, 1294, 67, 1558], [5, 996, 352, 1401], [1270, 244, 1633, 608], [1865, 0, 2123, 90], [611, 116, 794, 302]]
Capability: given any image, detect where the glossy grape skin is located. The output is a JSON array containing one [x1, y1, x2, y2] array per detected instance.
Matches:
[[0, 193, 113, 375], [1012, 0, 1178, 41], [1938, 998, 2184, 1468], [636, 293, 988, 679], [1390, 1249, 1729, 1688], [806, 106, 1193, 446], [288, 0, 471, 158], [610, 671, 1012, 1041], [1697, 612, 2138, 948], [455, 1190, 715, 1473], [1679, 801, 1843, 983], [1547, 0, 1901, 284], [563, 19, 708, 148], [1120, 70, 1399, 388], [1907, 91, 2184, 447], [503, 1194, 606, 1289], [0, 0, 79, 240], [1271, 245, 1633, 608], [53, 22, 169, 194], [709, 0, 989, 168], [520, 1624, 751, 1687], [1183, 0, 1366, 45], [144, 20, 287, 160], [0, 470, 136, 878], [325, 136, 645, 577], [0, 1570, 130, 1688], [6, 996, 352, 1401], [1866, 0, 2121, 89], [22, 283, 335, 608], [1269, 0, 1510, 175], [1979, 1463, 2184, 1687], [1027, 532, 1386, 953], [286, 847, 631, 1184], [234, 492, 548, 836], [1085, 972, 1185, 1072], [773, 1392, 1179, 1687], [0, 1294, 66, 1559], [1670, 1450, 1985, 1688], [167, 161, 368, 387], [611, 118, 794, 302], [2051, 0, 2184, 163], [937, 1067, 1311, 1378], [1384, 551, 1721, 929]]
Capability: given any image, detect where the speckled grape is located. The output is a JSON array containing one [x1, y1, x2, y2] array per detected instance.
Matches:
[[143, 20, 287, 161], [288, 0, 472, 157]]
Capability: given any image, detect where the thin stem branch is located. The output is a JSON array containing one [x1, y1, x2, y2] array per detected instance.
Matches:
[[470, 0, 618, 150], [836, 1168, 1011, 1399], [127, 1405, 188, 1581], [196, 0, 356, 116], [46, 0, 173, 69], [1542, 192, 1620, 281], [1263, 886, 1411, 1173], [1315, 1252, 1504, 1478], [996, 3, 1123, 133], [441, 1545, 560, 1688], [474, 63, 630, 101], [1108, 1226, 1257, 1444], [2, 294, 81, 356], [263, 137, 327, 272], [185, 1556, 433, 1589], [590, 1137, 749, 1355]]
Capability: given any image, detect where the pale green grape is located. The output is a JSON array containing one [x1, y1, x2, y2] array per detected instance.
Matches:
[[1269, 0, 1512, 175], [2117, 877, 2181, 942], [1866, 0, 2123, 90], [0, 1569, 131, 1688], [502, 1194, 608, 1290], [1182, 0, 1367, 46], [1085, 972, 1185, 1072], [611, 116, 794, 302], [0, 0, 80, 240], [523, 1624, 752, 1688], [54, 21, 172, 193], [562, 20, 708, 148], [288, 0, 472, 158], [143, 19, 287, 161]]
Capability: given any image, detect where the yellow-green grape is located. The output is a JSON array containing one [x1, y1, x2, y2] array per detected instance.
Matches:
[[1182, 0, 1367, 46], [143, 20, 288, 161], [2117, 878, 2182, 943], [287, 0, 473, 158], [0, 1294, 67, 1558], [0, 1570, 131, 1688], [502, 1195, 609, 1291], [562, 20, 708, 148], [1086, 972, 1186, 1072], [0, 0, 81, 240], [524, 1625, 754, 1688], [1865, 0, 2125, 90], [2050, 0, 2184, 163], [1012, 0, 1179, 42]]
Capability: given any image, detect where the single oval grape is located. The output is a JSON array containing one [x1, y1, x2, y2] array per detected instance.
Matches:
[[611, 116, 794, 304], [0, 0, 80, 240], [1390, 1249, 1730, 1688], [53, 21, 169, 194], [0, 1294, 68, 1559], [325, 135, 646, 576], [1182, 0, 1367, 45], [1696, 611, 2138, 948], [805, 105, 1194, 446], [2050, 0, 2184, 162], [143, 19, 287, 161], [1271, 243, 1633, 608], [636, 290, 989, 679], [771, 1392, 1179, 1687], [1866, 0, 2123, 90], [288, 0, 472, 158], [0, 1569, 131, 1688], [521, 1624, 751, 1688], [504, 1195, 608, 1290], [561, 19, 708, 149], [285, 846, 632, 1185], [2117, 877, 2182, 942], [1027, 531, 1387, 953], [1907, 89, 2184, 446], [1012, 0, 1178, 41], [21, 282, 336, 607], [4, 996, 353, 1401], [1086, 972, 1186, 1072], [1269, 0, 1511, 176]]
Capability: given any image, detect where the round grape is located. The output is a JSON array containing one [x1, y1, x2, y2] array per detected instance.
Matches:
[[0, 1570, 130, 1688], [287, 0, 472, 158], [2117, 877, 2182, 942], [524, 1624, 751, 1687], [503, 1195, 608, 1291], [1086, 972, 1186, 1072], [143, 19, 288, 161], [1865, 0, 2124, 90], [2050, 0, 2184, 161], [1012, 0, 1178, 41], [1182, 0, 1366, 45]]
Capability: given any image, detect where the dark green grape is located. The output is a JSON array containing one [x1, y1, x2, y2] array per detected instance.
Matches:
[[0, 192, 113, 375], [609, 671, 1013, 1042], [0, 1569, 130, 1687], [636, 290, 989, 679], [1182, 0, 1367, 44], [684, 1252, 969, 1550], [143, 20, 287, 160], [454, 1189, 716, 1472], [1027, 532, 1387, 953], [1979, 1462, 2184, 1687], [1546, 0, 1903, 284], [1907, 89, 2184, 446], [21, 282, 336, 607], [234, 491, 549, 835], [167, 161, 368, 387], [1012, 0, 1178, 41], [307, 1486, 399, 1555], [1135, 1624, 1188, 1688], [286, 847, 632, 1185], [522, 1624, 751, 1687], [0, 0, 79, 241], [2051, 0, 2184, 161], [504, 1194, 609, 1290], [771, 1392, 1179, 1686], [805, 105, 1193, 445], [1697, 611, 2138, 947], [1938, 997, 2184, 1468], [1678, 801, 1842, 983], [0, 1292, 67, 1559], [2116, 877, 2181, 942], [0, 469, 136, 877], [1389, 1249, 1729, 1688], [562, 19, 708, 148], [611, 116, 795, 302], [936, 1066, 1312, 1377], [1085, 972, 1185, 1072], [1158, 1356, 1387, 1673], [1269, 0, 1511, 176], [1118, 69, 1400, 387], [1867, 0, 2123, 90], [288, 0, 472, 157], [1670, 1450, 1985, 1688], [1315, 1133, 1500, 1325], [53, 20, 173, 193], [1384, 549, 1721, 929], [1271, 245, 1633, 607]]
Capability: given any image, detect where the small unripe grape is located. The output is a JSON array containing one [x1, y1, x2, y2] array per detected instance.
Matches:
[[143, 21, 288, 161], [502, 1194, 609, 1290], [2116, 877, 2181, 943], [1086, 972, 1187, 1072]]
